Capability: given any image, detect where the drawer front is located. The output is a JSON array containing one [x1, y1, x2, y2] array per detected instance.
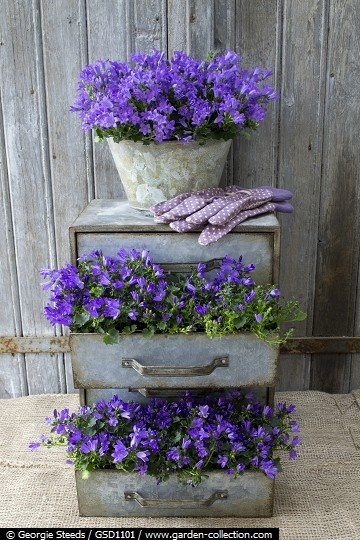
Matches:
[[70, 333, 279, 390], [75, 231, 277, 283], [75, 469, 274, 518]]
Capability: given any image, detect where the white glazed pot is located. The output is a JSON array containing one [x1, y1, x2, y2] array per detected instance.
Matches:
[[107, 138, 232, 210]]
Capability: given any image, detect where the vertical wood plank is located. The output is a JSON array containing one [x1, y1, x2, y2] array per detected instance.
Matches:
[[0, 89, 28, 398], [276, 0, 328, 391], [168, 0, 235, 58], [311, 0, 360, 393], [233, 0, 281, 187], [0, 0, 64, 394], [168, 0, 214, 57], [214, 0, 236, 52]]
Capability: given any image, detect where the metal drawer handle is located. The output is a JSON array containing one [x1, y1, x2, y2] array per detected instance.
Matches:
[[124, 490, 228, 508], [122, 356, 229, 376], [161, 258, 222, 274]]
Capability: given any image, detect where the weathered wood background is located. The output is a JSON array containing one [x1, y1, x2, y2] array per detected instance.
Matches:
[[0, 0, 359, 397]]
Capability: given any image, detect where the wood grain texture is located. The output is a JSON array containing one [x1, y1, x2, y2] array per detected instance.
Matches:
[[277, 0, 328, 391], [0, 0, 64, 394], [311, 0, 360, 393], [233, 0, 281, 187], [0, 79, 27, 397]]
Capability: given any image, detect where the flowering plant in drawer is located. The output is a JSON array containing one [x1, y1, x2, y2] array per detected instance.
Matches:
[[30, 389, 300, 486], [41, 248, 305, 344]]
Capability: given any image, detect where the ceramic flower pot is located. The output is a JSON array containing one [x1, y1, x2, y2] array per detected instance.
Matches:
[[75, 469, 274, 517], [107, 138, 232, 210]]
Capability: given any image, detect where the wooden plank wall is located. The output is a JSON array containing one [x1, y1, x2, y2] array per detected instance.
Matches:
[[0, 0, 359, 397]]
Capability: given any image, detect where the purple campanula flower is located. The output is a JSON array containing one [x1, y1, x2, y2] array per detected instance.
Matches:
[[240, 277, 254, 286], [166, 447, 181, 461], [195, 442, 208, 458], [153, 288, 166, 302], [136, 450, 150, 462], [130, 425, 148, 447], [103, 298, 120, 318], [186, 282, 196, 296], [270, 288, 280, 297], [291, 436, 301, 446], [112, 440, 128, 463], [255, 313, 263, 323], [290, 420, 300, 432], [244, 263, 255, 272], [128, 310, 138, 321], [80, 438, 98, 453], [260, 459, 278, 479], [217, 455, 228, 468], [29, 441, 41, 451], [197, 263, 206, 278], [181, 437, 191, 450], [231, 441, 245, 452], [287, 404, 296, 413], [198, 405, 209, 418], [108, 415, 118, 427], [263, 405, 273, 417], [244, 289, 256, 303], [195, 304, 208, 315], [68, 429, 82, 444], [84, 297, 104, 318]]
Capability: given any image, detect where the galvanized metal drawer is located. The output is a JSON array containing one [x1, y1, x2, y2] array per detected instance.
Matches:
[[69, 199, 280, 284], [70, 333, 279, 390], [75, 469, 274, 517]]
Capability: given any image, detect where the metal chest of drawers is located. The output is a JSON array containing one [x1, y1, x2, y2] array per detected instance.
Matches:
[[69, 199, 280, 407]]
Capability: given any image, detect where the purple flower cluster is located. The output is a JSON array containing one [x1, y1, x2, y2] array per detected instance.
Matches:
[[70, 50, 277, 143], [30, 390, 300, 486], [41, 249, 305, 344]]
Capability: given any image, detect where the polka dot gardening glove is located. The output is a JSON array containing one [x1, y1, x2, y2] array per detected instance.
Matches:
[[199, 200, 293, 245], [149, 186, 293, 244], [149, 187, 224, 216]]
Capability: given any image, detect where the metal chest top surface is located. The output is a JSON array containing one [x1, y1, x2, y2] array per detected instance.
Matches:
[[69, 199, 280, 284]]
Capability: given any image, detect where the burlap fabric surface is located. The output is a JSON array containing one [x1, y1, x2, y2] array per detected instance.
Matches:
[[1, 390, 360, 539]]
